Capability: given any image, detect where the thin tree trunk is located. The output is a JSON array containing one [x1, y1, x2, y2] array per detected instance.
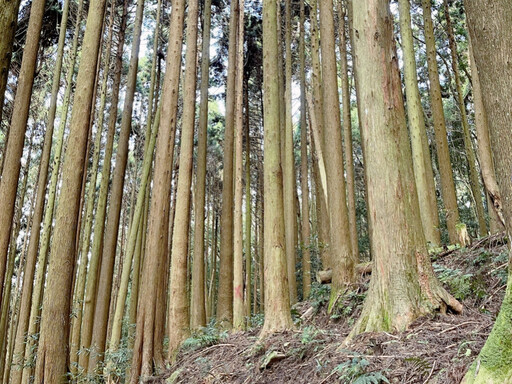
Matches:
[[283, 0, 298, 305], [398, 0, 441, 246], [216, 0, 239, 328], [467, 37, 505, 234], [0, 0, 47, 310], [190, 0, 211, 330], [318, 0, 356, 307], [299, 0, 311, 299], [233, 0, 245, 330], [337, 0, 361, 257], [32, 0, 108, 377], [87, 0, 146, 372], [244, 81, 252, 319], [129, 0, 186, 379], [443, 0, 487, 237], [421, 0, 460, 244], [167, 0, 200, 358]]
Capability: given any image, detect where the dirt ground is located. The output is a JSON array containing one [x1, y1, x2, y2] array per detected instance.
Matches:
[[153, 233, 508, 384]]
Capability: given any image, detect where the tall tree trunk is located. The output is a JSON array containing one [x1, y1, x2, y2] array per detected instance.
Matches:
[[0, 0, 47, 310], [190, 0, 211, 330], [337, 0, 361, 257], [0, 0, 21, 125], [233, 0, 245, 330], [167, 0, 199, 358], [443, 0, 487, 237], [9, 0, 72, 381], [283, 0, 298, 305], [421, 0, 460, 244], [309, 0, 331, 270], [260, 0, 293, 337], [32, 0, 108, 378], [87, 0, 146, 372], [349, 0, 461, 338], [318, 0, 356, 306], [467, 38, 505, 234], [216, 0, 239, 328], [299, 0, 311, 299], [398, 0, 441, 246], [463, 2, 512, 382], [244, 80, 252, 318], [129, 0, 185, 379]]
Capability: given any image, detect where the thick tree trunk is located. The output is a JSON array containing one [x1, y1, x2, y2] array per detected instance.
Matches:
[[260, 0, 293, 337], [0, 0, 46, 311], [398, 0, 441, 246], [129, 0, 185, 379], [32, 0, 107, 378], [318, 0, 356, 306], [463, 2, 512, 382], [349, 0, 461, 338], [421, 0, 460, 244], [190, 0, 211, 330]]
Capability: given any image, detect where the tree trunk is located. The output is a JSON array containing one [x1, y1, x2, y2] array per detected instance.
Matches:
[[318, 0, 356, 306], [349, 0, 461, 338], [0, 0, 47, 311], [442, 0, 487, 238], [216, 0, 239, 328], [421, 0, 460, 244], [87, 0, 145, 372], [398, 0, 441, 246], [233, 0, 245, 331], [283, 0, 298, 305], [0, 0, 21, 125], [463, 2, 512, 382], [299, 0, 311, 299], [337, 0, 361, 257], [467, 37, 505, 234], [190, 0, 211, 330], [167, 0, 199, 358], [129, 0, 186, 379], [32, 0, 107, 378], [260, 0, 293, 337]]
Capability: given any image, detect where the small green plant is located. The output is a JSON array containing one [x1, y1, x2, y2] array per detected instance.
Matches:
[[433, 263, 486, 300], [309, 283, 331, 311], [181, 322, 228, 352], [333, 356, 389, 383]]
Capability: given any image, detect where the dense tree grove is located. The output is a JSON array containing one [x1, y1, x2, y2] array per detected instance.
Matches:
[[0, 0, 510, 382]]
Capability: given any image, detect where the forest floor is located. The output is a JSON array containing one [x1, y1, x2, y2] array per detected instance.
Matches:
[[155, 233, 509, 384]]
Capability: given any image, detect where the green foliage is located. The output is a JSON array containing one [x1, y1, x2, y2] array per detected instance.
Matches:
[[309, 283, 331, 311], [333, 356, 389, 384], [433, 263, 486, 300], [181, 322, 228, 352], [404, 356, 432, 378], [330, 290, 367, 320]]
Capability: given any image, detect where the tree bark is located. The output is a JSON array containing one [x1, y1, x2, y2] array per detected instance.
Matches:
[[0, 0, 47, 311], [398, 0, 441, 246], [318, 0, 356, 306], [129, 0, 185, 379], [463, 2, 512, 382], [349, 0, 461, 338], [190, 0, 211, 330], [167, 0, 200, 358], [421, 0, 460, 244], [32, 0, 107, 378], [260, 0, 293, 337]]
